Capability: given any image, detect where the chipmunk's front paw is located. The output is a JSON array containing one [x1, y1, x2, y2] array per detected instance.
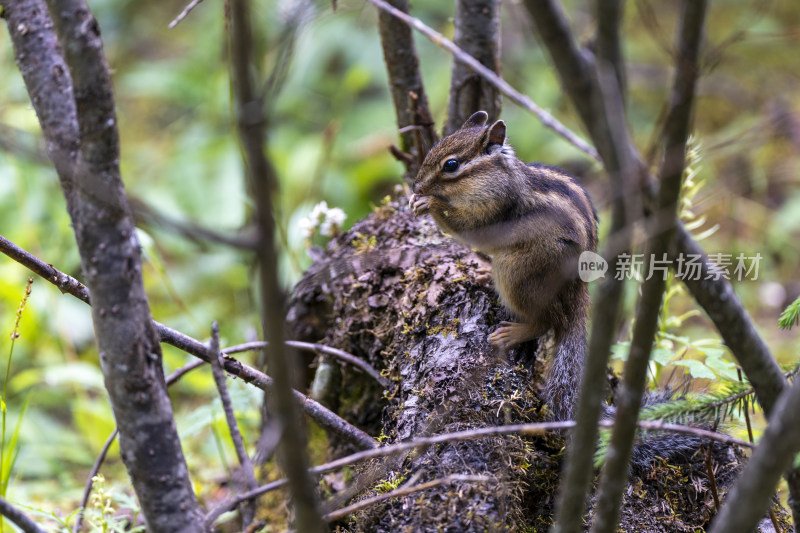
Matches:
[[409, 194, 431, 216], [489, 321, 540, 351], [474, 265, 492, 287]]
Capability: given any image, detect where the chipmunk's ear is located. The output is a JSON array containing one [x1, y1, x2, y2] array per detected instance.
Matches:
[[461, 111, 489, 129], [485, 120, 506, 148]]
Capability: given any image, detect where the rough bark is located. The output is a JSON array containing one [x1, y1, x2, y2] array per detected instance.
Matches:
[[4, 1, 205, 530], [445, 0, 502, 134], [286, 197, 783, 531]]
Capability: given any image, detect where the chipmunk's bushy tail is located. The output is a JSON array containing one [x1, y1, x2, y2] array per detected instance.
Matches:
[[544, 289, 707, 470], [544, 309, 588, 422]]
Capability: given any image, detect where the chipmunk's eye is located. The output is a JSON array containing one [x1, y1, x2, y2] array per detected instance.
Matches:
[[442, 159, 459, 172]]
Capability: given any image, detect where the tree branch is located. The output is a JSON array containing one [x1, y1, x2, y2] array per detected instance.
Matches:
[[595, 0, 626, 101], [376, 0, 437, 170], [708, 376, 800, 533], [7, 0, 205, 529], [168, 0, 205, 29], [590, 3, 708, 532], [0, 496, 47, 533], [230, 1, 323, 528], [223, 340, 390, 388], [445, 0, 502, 134], [204, 418, 750, 524], [368, 0, 600, 161], [0, 233, 378, 450], [323, 474, 491, 522], [209, 322, 259, 527]]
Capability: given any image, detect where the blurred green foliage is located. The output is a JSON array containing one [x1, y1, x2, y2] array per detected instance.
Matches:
[[0, 0, 799, 522]]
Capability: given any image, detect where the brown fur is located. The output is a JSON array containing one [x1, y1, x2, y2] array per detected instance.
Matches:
[[410, 111, 598, 419]]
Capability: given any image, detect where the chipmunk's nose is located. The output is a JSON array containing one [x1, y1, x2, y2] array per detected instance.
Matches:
[[412, 181, 422, 194]]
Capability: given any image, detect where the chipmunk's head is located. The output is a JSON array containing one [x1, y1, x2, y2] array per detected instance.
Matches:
[[412, 111, 515, 198]]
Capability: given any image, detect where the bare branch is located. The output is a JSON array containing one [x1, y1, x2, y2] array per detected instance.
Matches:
[[445, 0, 502, 134], [7, 0, 206, 527], [589, 2, 708, 532], [595, 0, 626, 101], [709, 377, 800, 533], [368, 0, 600, 161], [72, 429, 118, 533], [168, 0, 205, 29], [670, 226, 788, 415], [0, 496, 47, 533], [129, 197, 257, 250], [209, 322, 259, 527], [0, 234, 378, 450], [0, 124, 50, 164], [376, 0, 437, 169], [223, 340, 390, 388], [205, 418, 750, 523], [231, 1, 324, 528]]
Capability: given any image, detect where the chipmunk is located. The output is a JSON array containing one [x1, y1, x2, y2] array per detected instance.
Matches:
[[409, 111, 597, 421], [408, 112, 709, 468]]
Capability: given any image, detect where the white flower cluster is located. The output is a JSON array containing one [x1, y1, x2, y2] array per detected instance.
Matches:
[[299, 201, 347, 239]]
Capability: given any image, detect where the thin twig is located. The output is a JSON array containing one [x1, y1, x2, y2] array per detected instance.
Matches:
[[704, 440, 720, 510], [223, 340, 390, 388], [0, 234, 377, 450], [738, 368, 754, 443], [72, 429, 118, 533], [204, 418, 750, 524], [129, 197, 257, 250], [367, 0, 600, 161], [209, 322, 259, 527], [168, 0, 206, 29], [323, 474, 491, 522]]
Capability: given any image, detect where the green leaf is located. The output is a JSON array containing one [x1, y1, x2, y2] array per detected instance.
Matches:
[[610, 342, 630, 362], [673, 360, 717, 381], [650, 347, 676, 366], [702, 355, 740, 381]]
